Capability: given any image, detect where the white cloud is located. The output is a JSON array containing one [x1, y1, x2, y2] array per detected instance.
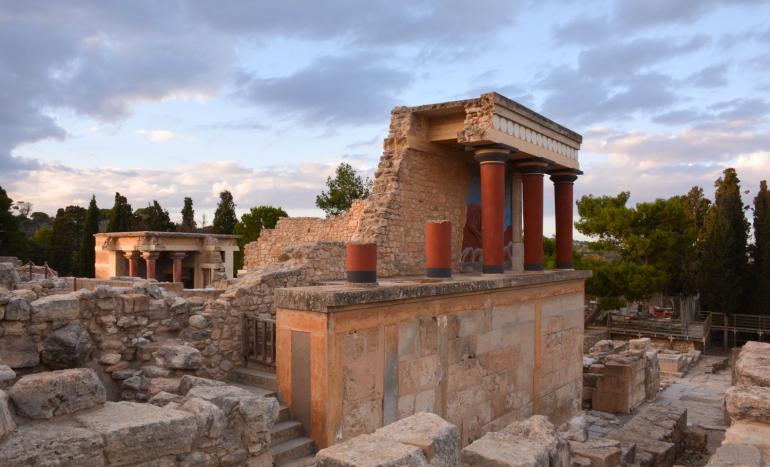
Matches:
[[135, 129, 178, 142]]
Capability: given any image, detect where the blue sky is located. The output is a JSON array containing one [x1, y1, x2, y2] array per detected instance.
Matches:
[[2, 1, 769, 235]]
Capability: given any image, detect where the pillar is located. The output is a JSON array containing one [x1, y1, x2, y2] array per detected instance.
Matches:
[[141, 252, 159, 280], [425, 221, 452, 278], [474, 147, 511, 274], [346, 242, 377, 283], [520, 161, 548, 271], [171, 252, 186, 284], [124, 251, 140, 278], [550, 171, 578, 269], [511, 171, 524, 273]]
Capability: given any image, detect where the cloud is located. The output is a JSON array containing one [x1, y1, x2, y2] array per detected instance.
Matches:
[[235, 54, 413, 126], [686, 63, 729, 88], [135, 129, 178, 142]]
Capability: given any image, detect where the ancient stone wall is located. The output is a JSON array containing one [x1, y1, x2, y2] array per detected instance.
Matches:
[[0, 369, 277, 466]]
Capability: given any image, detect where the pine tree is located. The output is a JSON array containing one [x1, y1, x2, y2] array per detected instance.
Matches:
[[78, 196, 100, 277], [315, 163, 372, 217], [134, 200, 174, 231], [212, 190, 237, 234], [752, 180, 770, 315], [697, 168, 749, 315], [180, 197, 196, 232], [107, 192, 134, 232]]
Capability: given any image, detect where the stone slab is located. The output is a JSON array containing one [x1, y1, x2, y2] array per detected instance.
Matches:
[[9, 368, 106, 419], [30, 294, 80, 322], [706, 443, 763, 467], [0, 420, 105, 466], [316, 433, 428, 466], [725, 385, 770, 423], [74, 401, 197, 465], [373, 412, 460, 466], [0, 335, 39, 368]]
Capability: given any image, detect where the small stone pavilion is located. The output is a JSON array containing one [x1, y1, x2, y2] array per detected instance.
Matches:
[[242, 92, 591, 449], [93, 231, 239, 288]]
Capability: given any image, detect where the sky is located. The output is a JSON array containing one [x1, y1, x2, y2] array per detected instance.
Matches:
[[1, 0, 769, 235]]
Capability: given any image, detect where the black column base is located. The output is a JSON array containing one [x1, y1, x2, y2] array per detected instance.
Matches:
[[426, 268, 452, 278], [347, 270, 377, 283], [556, 262, 573, 269], [524, 263, 544, 271], [482, 264, 504, 274]]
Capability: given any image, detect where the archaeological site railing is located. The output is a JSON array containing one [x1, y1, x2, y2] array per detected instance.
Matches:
[[608, 311, 711, 343], [243, 316, 276, 367]]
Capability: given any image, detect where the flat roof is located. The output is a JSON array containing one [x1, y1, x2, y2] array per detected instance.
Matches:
[[94, 231, 240, 239]]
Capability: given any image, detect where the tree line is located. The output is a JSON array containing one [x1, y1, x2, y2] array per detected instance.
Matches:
[[576, 168, 770, 316], [0, 162, 371, 278]]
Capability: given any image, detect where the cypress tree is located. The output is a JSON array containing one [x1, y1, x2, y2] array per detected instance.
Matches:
[[753, 180, 770, 315], [79, 196, 100, 277], [212, 190, 237, 234], [697, 168, 749, 315], [50, 205, 87, 275], [180, 197, 196, 232], [107, 192, 133, 232]]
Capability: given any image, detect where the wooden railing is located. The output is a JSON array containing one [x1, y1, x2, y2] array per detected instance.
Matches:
[[243, 316, 276, 367]]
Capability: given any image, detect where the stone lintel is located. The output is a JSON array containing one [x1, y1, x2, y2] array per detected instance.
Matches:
[[274, 269, 591, 312]]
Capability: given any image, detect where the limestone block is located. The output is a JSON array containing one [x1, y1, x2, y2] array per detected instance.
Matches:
[[148, 377, 181, 396], [706, 443, 763, 467], [461, 415, 570, 467], [185, 384, 255, 412], [0, 334, 39, 368], [74, 401, 197, 465], [153, 343, 203, 370], [316, 433, 429, 466], [558, 413, 588, 442], [30, 294, 80, 322], [628, 338, 651, 351], [235, 395, 279, 453], [0, 420, 105, 466], [149, 391, 182, 407], [0, 263, 20, 290], [568, 440, 622, 467], [725, 385, 770, 423], [0, 365, 15, 389], [373, 412, 460, 466], [179, 374, 227, 395], [182, 397, 226, 439], [723, 421, 770, 451], [9, 368, 106, 419], [4, 297, 31, 320], [0, 390, 16, 439], [735, 341, 770, 387], [40, 320, 93, 369]]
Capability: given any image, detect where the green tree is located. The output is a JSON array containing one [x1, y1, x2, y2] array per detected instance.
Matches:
[[752, 180, 770, 314], [107, 192, 134, 232], [50, 205, 87, 275], [179, 197, 196, 232], [78, 196, 100, 277], [697, 168, 749, 315], [233, 205, 288, 272], [134, 200, 174, 231], [212, 190, 237, 234], [0, 185, 27, 258], [315, 163, 371, 217], [27, 226, 53, 265]]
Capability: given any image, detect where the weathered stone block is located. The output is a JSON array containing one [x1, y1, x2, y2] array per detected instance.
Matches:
[[0, 390, 16, 439], [0, 365, 15, 389], [179, 374, 227, 395], [0, 421, 105, 466], [0, 335, 39, 368], [9, 368, 106, 419], [0, 263, 20, 290], [4, 298, 30, 320], [185, 384, 255, 412], [153, 343, 203, 370], [373, 412, 460, 466], [569, 440, 621, 467], [74, 401, 197, 465], [461, 415, 570, 467], [725, 385, 770, 423], [30, 294, 80, 322], [183, 397, 226, 439], [707, 443, 763, 467], [735, 341, 770, 387], [316, 433, 429, 466], [723, 421, 770, 451], [40, 320, 93, 369]]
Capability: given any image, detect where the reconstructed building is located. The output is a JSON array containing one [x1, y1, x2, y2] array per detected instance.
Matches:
[[240, 92, 591, 449], [93, 231, 239, 288]]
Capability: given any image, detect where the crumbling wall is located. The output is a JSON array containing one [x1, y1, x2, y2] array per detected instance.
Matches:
[[0, 369, 277, 466]]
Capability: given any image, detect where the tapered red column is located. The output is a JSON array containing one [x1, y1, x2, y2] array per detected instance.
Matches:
[[425, 221, 452, 278], [511, 172, 524, 273], [142, 252, 159, 280], [475, 147, 511, 274], [125, 251, 140, 277], [521, 161, 548, 271], [551, 171, 578, 269], [171, 252, 186, 284]]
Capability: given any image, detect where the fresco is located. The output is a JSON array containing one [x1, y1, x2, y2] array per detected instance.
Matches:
[[461, 167, 514, 270]]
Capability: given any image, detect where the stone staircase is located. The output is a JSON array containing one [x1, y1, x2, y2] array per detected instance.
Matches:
[[230, 367, 316, 466]]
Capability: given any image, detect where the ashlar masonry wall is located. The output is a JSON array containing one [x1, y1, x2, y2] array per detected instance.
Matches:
[[273, 270, 588, 449]]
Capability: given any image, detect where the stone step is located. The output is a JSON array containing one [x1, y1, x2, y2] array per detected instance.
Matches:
[[225, 381, 276, 399], [278, 404, 290, 423], [280, 455, 316, 467], [271, 437, 315, 466], [271, 420, 305, 447], [230, 367, 277, 392]]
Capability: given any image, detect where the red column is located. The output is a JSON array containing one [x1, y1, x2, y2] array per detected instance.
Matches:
[[475, 147, 511, 274], [142, 252, 158, 280], [551, 172, 578, 269], [521, 162, 548, 271], [346, 242, 377, 283], [425, 221, 452, 278], [125, 251, 140, 277], [172, 252, 186, 283]]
